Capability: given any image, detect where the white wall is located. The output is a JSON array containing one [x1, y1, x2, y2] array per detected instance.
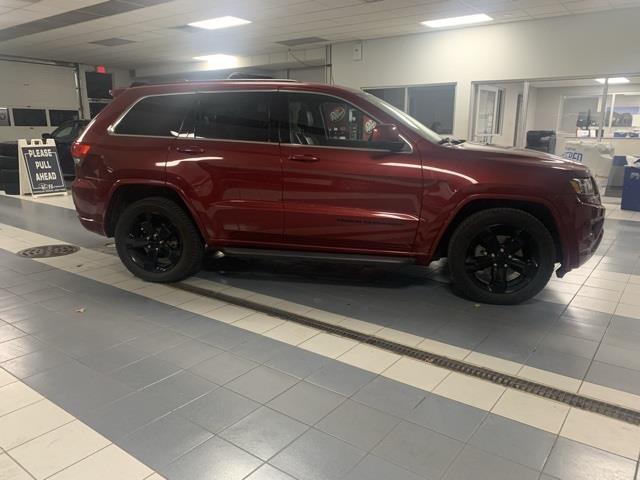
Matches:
[[0, 60, 80, 142], [331, 8, 640, 139]]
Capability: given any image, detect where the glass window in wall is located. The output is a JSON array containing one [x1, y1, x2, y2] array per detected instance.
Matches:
[[525, 78, 606, 156], [601, 76, 640, 140], [408, 84, 455, 134], [364, 87, 405, 111]]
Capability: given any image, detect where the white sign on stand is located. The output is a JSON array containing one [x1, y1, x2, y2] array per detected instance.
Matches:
[[18, 138, 67, 197]]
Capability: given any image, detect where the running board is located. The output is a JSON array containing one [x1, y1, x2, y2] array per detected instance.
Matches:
[[219, 247, 415, 265]]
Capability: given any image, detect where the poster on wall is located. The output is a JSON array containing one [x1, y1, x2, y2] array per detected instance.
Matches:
[[0, 108, 9, 126], [18, 139, 67, 196]]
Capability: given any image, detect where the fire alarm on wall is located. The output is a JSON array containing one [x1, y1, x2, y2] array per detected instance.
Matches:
[[96, 65, 107, 74], [353, 42, 363, 62]]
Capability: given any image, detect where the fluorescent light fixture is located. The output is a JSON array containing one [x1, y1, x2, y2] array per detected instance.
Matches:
[[188, 16, 251, 30], [595, 77, 630, 84], [193, 54, 239, 70], [421, 13, 492, 28]]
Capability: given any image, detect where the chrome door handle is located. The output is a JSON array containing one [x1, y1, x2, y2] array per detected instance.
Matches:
[[175, 146, 205, 154], [289, 154, 319, 162]]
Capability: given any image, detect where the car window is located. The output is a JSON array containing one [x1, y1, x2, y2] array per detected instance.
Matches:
[[114, 94, 195, 137], [193, 92, 272, 142], [284, 93, 380, 149], [52, 125, 73, 139]]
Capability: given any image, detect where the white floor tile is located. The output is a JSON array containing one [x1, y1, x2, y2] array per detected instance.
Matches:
[[615, 303, 640, 319], [49, 445, 152, 480], [233, 312, 285, 334], [382, 357, 450, 391], [577, 286, 623, 302], [517, 366, 581, 392], [569, 295, 617, 314], [464, 352, 522, 375], [263, 321, 319, 345], [338, 317, 384, 335], [0, 382, 42, 417], [375, 327, 424, 347], [299, 333, 358, 358], [492, 389, 569, 434], [433, 372, 505, 410], [0, 368, 17, 388], [202, 304, 254, 323], [560, 408, 640, 460], [579, 382, 640, 412], [9, 421, 110, 480], [0, 453, 31, 480], [417, 338, 471, 360], [338, 344, 400, 374], [0, 399, 74, 450]]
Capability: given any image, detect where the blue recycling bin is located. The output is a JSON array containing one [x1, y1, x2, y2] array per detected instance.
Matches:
[[621, 165, 640, 212]]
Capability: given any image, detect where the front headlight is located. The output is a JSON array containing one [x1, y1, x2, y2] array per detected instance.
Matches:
[[570, 177, 596, 196]]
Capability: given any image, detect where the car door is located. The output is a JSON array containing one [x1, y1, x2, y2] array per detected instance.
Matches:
[[279, 91, 423, 252], [166, 90, 283, 245]]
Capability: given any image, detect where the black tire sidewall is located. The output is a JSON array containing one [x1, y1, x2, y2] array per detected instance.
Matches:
[[115, 197, 203, 283], [448, 208, 555, 305]]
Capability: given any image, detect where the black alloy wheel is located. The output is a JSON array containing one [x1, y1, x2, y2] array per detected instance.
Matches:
[[125, 211, 182, 273]]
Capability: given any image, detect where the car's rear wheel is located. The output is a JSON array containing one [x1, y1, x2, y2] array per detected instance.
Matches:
[[114, 197, 203, 282], [447, 208, 555, 305]]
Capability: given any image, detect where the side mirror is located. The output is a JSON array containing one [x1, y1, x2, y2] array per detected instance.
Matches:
[[370, 123, 405, 152], [41, 133, 52, 140]]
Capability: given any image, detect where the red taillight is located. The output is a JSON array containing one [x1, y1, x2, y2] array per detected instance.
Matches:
[[71, 142, 91, 166]]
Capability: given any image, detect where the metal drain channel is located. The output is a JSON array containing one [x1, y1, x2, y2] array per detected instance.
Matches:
[[174, 281, 640, 426]]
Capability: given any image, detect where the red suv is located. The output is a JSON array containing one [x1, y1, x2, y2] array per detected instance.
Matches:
[[71, 80, 604, 304]]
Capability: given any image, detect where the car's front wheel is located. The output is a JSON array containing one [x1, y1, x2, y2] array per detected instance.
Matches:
[[114, 197, 203, 283], [447, 208, 556, 305]]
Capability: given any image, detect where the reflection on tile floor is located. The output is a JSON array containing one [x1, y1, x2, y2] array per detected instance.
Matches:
[[0, 196, 639, 479]]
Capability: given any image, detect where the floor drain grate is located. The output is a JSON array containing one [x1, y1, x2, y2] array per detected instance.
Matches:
[[175, 281, 640, 426], [17, 244, 80, 258]]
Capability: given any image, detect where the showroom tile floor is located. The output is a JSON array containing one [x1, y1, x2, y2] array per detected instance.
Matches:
[[0, 195, 639, 479]]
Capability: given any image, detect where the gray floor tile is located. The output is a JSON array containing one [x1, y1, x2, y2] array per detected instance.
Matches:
[[23, 286, 70, 303], [189, 351, 258, 385], [225, 366, 298, 403], [177, 387, 260, 433], [315, 399, 400, 451], [231, 336, 293, 364], [561, 307, 613, 327], [167, 315, 223, 338], [443, 445, 539, 480], [0, 303, 53, 324], [586, 361, 640, 396], [609, 315, 640, 333], [111, 355, 182, 389], [220, 406, 308, 461], [305, 360, 376, 396], [475, 335, 538, 363], [1, 348, 70, 378], [468, 414, 555, 471], [595, 343, 640, 371], [0, 323, 25, 343], [268, 381, 345, 425], [117, 413, 213, 470], [373, 421, 463, 479], [343, 454, 425, 480], [538, 333, 600, 359], [155, 339, 223, 369], [543, 438, 637, 480], [162, 436, 262, 480], [550, 318, 607, 342], [265, 348, 331, 379], [602, 327, 640, 351], [405, 392, 487, 442], [84, 389, 175, 439], [141, 370, 216, 410], [126, 329, 191, 354], [271, 429, 366, 480], [0, 335, 45, 362], [245, 464, 296, 480], [77, 343, 149, 373], [198, 324, 261, 350], [24, 361, 133, 415], [352, 377, 426, 418], [525, 347, 591, 379]]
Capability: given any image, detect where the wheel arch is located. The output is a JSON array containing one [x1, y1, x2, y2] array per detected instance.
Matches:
[[104, 182, 208, 244], [430, 197, 563, 263]]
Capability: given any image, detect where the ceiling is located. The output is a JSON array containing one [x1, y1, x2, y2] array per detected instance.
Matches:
[[0, 0, 638, 69]]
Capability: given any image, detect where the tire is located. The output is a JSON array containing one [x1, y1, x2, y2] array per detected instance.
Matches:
[[447, 208, 555, 305], [114, 197, 203, 283]]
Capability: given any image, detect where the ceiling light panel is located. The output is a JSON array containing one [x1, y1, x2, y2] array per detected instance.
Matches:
[[595, 77, 630, 84], [421, 13, 493, 28], [188, 16, 251, 30]]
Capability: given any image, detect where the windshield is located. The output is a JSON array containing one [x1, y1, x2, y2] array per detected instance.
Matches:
[[358, 91, 443, 144]]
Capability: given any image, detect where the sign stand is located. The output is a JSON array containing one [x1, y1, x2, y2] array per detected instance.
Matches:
[[18, 139, 67, 198]]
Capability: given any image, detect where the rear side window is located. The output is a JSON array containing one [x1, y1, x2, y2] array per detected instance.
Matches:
[[193, 92, 272, 142], [114, 94, 194, 136]]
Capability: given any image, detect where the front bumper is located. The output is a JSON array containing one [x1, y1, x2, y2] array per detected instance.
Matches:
[[557, 197, 605, 277]]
